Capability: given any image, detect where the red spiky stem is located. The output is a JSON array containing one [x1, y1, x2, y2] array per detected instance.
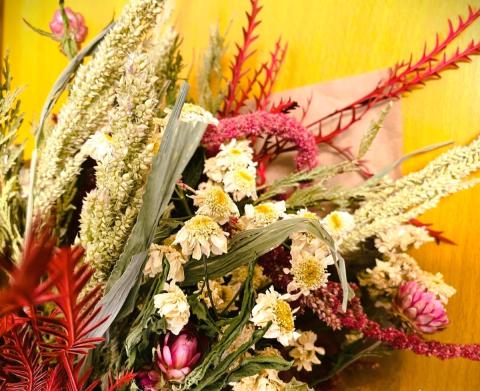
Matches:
[[409, 218, 455, 245], [307, 6, 480, 143], [220, 0, 262, 117], [255, 38, 288, 110]]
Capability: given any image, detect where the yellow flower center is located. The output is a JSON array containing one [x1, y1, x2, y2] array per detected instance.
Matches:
[[188, 215, 218, 235], [300, 211, 317, 220], [274, 299, 294, 332], [236, 169, 254, 182], [292, 257, 326, 289], [208, 188, 229, 204], [229, 148, 243, 156], [329, 213, 343, 230]]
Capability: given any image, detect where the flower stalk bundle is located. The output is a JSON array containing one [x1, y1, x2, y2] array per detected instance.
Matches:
[[1, 0, 480, 390]]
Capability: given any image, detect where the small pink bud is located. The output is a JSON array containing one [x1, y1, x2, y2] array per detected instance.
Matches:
[[49, 7, 88, 45], [394, 281, 449, 334], [155, 327, 204, 381], [136, 370, 161, 391]]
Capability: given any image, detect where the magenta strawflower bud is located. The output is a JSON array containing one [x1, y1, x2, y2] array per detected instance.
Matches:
[[155, 329, 203, 381], [49, 7, 88, 45], [394, 281, 449, 334], [136, 370, 162, 391]]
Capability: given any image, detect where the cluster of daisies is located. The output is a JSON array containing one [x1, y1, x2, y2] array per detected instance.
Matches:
[[143, 138, 357, 386]]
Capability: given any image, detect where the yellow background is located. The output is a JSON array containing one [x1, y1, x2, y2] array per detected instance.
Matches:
[[2, 0, 480, 389]]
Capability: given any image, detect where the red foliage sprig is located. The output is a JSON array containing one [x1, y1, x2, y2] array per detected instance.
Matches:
[[220, 0, 288, 117], [409, 218, 455, 245], [220, 0, 262, 117], [0, 225, 108, 390], [306, 6, 480, 144]]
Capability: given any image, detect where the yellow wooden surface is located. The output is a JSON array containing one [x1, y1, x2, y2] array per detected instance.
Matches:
[[2, 0, 480, 389]]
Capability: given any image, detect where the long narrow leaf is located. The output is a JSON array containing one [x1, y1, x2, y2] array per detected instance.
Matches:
[[183, 218, 351, 310]]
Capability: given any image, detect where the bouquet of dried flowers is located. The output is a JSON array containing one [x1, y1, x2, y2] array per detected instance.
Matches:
[[1, 0, 480, 389]]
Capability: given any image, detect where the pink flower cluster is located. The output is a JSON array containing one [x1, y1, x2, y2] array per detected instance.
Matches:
[[49, 7, 88, 45], [202, 111, 318, 171], [395, 281, 449, 333], [260, 245, 480, 361]]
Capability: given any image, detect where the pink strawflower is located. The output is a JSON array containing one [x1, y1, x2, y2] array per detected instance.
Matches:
[[49, 7, 88, 45], [394, 281, 448, 334], [155, 329, 203, 381], [136, 370, 162, 391], [202, 111, 318, 171]]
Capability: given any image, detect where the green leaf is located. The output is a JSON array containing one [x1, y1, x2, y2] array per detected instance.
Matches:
[[180, 262, 257, 390], [92, 83, 209, 334], [183, 218, 351, 310], [227, 356, 292, 384], [357, 102, 392, 159], [257, 161, 356, 203]]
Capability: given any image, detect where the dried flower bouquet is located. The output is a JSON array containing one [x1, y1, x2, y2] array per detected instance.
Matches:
[[1, 0, 480, 389]]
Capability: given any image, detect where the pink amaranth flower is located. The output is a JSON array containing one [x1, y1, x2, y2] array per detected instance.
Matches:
[[261, 245, 480, 361], [49, 7, 88, 45], [202, 111, 318, 171], [395, 281, 448, 334], [155, 329, 203, 381]]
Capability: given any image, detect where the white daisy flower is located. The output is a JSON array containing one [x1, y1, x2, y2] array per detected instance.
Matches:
[[289, 209, 326, 258], [216, 139, 255, 169], [250, 287, 299, 346], [203, 156, 225, 182], [285, 252, 334, 296], [230, 369, 285, 391], [223, 166, 257, 201], [191, 185, 239, 224], [144, 244, 187, 283], [322, 211, 355, 238], [242, 201, 286, 229], [289, 331, 325, 372], [173, 215, 228, 260], [165, 103, 219, 125], [83, 131, 113, 162], [153, 282, 190, 335]]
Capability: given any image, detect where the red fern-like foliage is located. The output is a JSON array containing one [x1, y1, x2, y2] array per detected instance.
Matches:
[[0, 224, 105, 390], [220, 0, 262, 116], [220, 0, 288, 117], [307, 6, 480, 143]]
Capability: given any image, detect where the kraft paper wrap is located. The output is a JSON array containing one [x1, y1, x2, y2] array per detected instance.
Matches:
[[266, 69, 403, 186]]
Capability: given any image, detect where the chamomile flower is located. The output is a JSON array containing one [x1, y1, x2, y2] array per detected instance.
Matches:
[[288, 331, 325, 371], [165, 103, 219, 125], [144, 244, 187, 283], [285, 252, 333, 296], [153, 282, 190, 335], [173, 215, 228, 260], [216, 139, 255, 169], [250, 287, 299, 346], [242, 201, 286, 229], [322, 211, 355, 238], [203, 156, 225, 182], [223, 166, 257, 201], [83, 131, 113, 162], [191, 185, 239, 224], [289, 209, 326, 258]]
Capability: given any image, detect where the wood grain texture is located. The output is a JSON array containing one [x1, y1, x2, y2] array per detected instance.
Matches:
[[2, 0, 480, 389]]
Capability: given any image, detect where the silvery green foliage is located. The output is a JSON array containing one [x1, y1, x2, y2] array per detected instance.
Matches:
[[342, 137, 480, 252]]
